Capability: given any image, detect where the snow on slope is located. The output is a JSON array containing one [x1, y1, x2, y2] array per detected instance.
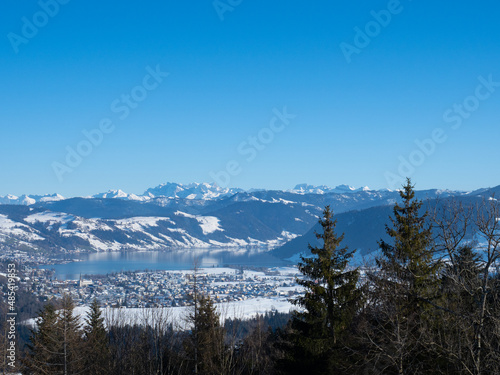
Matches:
[[0, 214, 44, 241], [175, 211, 224, 235], [114, 217, 175, 231], [4, 210, 288, 251], [26, 211, 114, 233], [25, 212, 75, 228], [195, 216, 223, 235]]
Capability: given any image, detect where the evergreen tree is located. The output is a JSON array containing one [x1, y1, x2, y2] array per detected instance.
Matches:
[[184, 294, 227, 375], [281, 205, 362, 374], [377, 178, 438, 304], [82, 299, 110, 375], [23, 303, 60, 375], [368, 178, 439, 374], [57, 294, 84, 375], [24, 295, 84, 375]]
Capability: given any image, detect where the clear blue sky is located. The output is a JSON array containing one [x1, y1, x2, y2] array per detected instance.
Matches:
[[1, 0, 500, 196]]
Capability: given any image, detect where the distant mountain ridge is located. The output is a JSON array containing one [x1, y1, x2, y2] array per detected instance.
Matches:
[[0, 182, 470, 206], [0, 182, 494, 256], [0, 193, 65, 206], [144, 182, 245, 200], [290, 183, 372, 195]]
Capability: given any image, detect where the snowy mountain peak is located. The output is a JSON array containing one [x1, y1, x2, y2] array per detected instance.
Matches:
[[0, 182, 474, 207], [92, 189, 151, 201], [38, 193, 65, 203], [93, 189, 128, 199], [18, 195, 36, 205], [144, 182, 244, 200], [332, 184, 356, 193], [0, 193, 65, 206], [291, 184, 371, 195]]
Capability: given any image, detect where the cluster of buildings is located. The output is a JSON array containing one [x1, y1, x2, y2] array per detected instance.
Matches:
[[9, 262, 301, 308], [0, 249, 54, 268]]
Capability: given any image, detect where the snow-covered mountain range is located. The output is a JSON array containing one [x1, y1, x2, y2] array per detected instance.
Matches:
[[0, 182, 469, 206], [0, 182, 494, 256], [0, 183, 247, 205], [0, 193, 65, 206], [290, 183, 372, 195]]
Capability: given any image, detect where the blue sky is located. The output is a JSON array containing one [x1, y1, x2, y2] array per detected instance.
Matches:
[[1, 0, 500, 197]]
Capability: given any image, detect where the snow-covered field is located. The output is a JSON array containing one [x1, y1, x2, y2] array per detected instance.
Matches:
[[96, 296, 293, 329], [25, 296, 296, 331]]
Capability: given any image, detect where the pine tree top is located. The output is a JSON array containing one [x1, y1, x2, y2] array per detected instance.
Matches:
[[376, 178, 439, 303]]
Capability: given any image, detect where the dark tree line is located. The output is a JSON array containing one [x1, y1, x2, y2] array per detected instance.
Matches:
[[15, 178, 500, 374]]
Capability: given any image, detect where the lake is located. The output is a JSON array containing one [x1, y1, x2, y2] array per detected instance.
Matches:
[[41, 248, 291, 280]]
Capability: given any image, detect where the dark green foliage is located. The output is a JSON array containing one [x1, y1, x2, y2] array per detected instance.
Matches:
[[57, 294, 84, 374], [23, 303, 60, 374], [280, 205, 363, 374], [184, 294, 227, 375], [377, 178, 439, 305], [366, 178, 441, 374], [23, 295, 84, 375], [225, 310, 291, 340], [82, 299, 110, 375]]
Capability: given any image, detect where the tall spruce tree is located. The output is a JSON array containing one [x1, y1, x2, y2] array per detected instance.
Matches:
[[377, 178, 438, 305], [184, 294, 226, 375], [83, 299, 110, 375], [282, 205, 362, 374], [368, 178, 439, 374], [57, 294, 84, 375]]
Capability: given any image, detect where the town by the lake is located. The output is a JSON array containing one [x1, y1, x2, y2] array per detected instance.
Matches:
[[0, 248, 301, 309]]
